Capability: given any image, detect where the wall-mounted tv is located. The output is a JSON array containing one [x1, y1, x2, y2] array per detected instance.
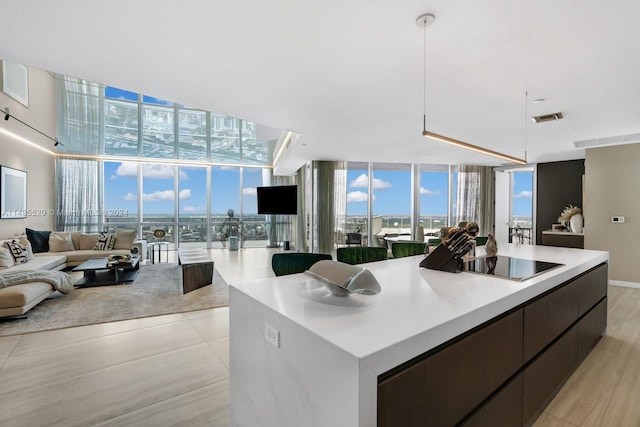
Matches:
[[257, 185, 297, 215]]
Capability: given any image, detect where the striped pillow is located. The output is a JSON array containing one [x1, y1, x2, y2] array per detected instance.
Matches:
[[93, 232, 116, 251], [5, 240, 28, 264]]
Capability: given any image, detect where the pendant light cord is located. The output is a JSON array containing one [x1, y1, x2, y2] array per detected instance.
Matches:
[[524, 90, 528, 162], [423, 18, 427, 133]]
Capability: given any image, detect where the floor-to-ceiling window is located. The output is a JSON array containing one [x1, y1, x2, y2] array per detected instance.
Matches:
[[372, 163, 411, 235], [178, 108, 207, 161], [103, 161, 139, 231], [178, 166, 208, 247], [343, 163, 462, 247], [419, 165, 450, 235], [104, 87, 139, 157], [141, 163, 176, 247], [56, 77, 277, 248], [511, 170, 534, 243], [210, 166, 240, 248], [241, 167, 270, 248], [345, 162, 369, 245]]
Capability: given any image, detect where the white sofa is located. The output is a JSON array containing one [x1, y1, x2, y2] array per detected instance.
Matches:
[[0, 230, 147, 317]]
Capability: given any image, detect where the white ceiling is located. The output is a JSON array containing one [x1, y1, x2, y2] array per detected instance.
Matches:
[[2, 0, 640, 171]]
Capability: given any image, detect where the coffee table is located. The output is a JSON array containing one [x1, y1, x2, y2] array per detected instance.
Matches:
[[72, 257, 140, 288]]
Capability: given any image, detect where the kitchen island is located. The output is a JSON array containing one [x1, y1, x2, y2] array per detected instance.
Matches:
[[230, 244, 608, 427]]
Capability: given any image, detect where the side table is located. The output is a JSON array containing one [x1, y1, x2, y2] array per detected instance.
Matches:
[[148, 242, 169, 264]]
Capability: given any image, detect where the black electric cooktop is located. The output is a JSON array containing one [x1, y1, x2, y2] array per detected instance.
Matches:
[[463, 255, 564, 281]]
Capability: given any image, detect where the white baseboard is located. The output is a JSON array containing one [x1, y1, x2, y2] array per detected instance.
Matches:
[[609, 280, 640, 289]]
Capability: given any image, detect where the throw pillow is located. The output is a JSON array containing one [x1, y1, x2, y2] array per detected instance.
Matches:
[[5, 240, 28, 264], [69, 231, 83, 250], [0, 246, 14, 269], [93, 232, 116, 251], [78, 233, 99, 250], [25, 228, 51, 253], [14, 235, 34, 260], [49, 232, 76, 252], [113, 229, 138, 250]]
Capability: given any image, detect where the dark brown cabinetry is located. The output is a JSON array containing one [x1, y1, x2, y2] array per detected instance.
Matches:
[[378, 263, 607, 427], [541, 231, 584, 249], [378, 310, 523, 427]]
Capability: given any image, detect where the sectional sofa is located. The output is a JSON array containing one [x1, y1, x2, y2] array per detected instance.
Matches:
[[0, 229, 147, 317]]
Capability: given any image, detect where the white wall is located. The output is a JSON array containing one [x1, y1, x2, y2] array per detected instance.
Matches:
[[0, 64, 56, 237], [585, 144, 640, 282]]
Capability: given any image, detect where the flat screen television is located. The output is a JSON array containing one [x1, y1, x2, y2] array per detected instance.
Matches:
[[257, 185, 297, 215]]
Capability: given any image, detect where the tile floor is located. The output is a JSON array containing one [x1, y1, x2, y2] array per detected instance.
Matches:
[[1, 248, 639, 426]]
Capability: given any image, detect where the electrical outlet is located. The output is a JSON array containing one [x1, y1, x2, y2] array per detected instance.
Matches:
[[265, 323, 280, 348], [612, 216, 625, 223]]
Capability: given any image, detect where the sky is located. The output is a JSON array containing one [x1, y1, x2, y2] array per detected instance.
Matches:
[[512, 171, 533, 216], [104, 162, 264, 216]]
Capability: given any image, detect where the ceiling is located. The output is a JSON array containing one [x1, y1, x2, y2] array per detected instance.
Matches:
[[2, 0, 640, 172]]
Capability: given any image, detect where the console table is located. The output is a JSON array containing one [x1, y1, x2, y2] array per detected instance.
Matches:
[[542, 230, 584, 249]]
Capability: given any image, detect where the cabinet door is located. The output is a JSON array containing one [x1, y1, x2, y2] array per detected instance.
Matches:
[[577, 298, 607, 363], [524, 282, 578, 362], [523, 327, 578, 426], [460, 374, 523, 427], [454, 309, 523, 419], [576, 263, 608, 317], [378, 309, 523, 426], [378, 344, 457, 427]]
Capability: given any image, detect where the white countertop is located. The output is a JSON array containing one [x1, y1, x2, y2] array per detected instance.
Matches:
[[230, 244, 608, 374]]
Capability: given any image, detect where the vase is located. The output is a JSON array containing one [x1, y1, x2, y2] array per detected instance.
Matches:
[[569, 213, 584, 233], [485, 233, 498, 257]]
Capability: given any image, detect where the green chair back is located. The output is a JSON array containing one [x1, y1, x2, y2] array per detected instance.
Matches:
[[474, 236, 488, 245], [336, 247, 388, 265], [391, 241, 428, 258], [271, 252, 332, 277]]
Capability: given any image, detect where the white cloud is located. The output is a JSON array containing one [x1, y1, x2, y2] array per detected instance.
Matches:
[[350, 174, 368, 188], [109, 174, 117, 181], [372, 177, 392, 190], [420, 187, 440, 196], [124, 189, 191, 202], [142, 190, 174, 202], [115, 162, 138, 177], [347, 191, 376, 203], [242, 187, 257, 196], [514, 190, 532, 199], [183, 206, 205, 212], [349, 173, 391, 190], [116, 162, 188, 179]]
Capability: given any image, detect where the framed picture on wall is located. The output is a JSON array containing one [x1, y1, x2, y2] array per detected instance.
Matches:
[[0, 166, 27, 219], [1, 60, 29, 108]]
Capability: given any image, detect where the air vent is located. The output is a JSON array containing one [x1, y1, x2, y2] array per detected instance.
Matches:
[[531, 112, 563, 123], [574, 133, 640, 149]]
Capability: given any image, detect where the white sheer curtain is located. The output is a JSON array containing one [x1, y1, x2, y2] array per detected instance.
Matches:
[[295, 165, 309, 252], [56, 158, 100, 231], [55, 74, 102, 155], [313, 161, 346, 254], [456, 165, 495, 235]]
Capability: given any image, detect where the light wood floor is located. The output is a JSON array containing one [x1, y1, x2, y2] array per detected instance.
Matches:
[[1, 250, 639, 426]]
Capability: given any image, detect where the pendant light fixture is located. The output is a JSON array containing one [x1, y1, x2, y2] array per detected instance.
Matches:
[[416, 13, 527, 165]]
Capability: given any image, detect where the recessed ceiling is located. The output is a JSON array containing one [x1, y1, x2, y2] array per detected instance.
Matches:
[[2, 0, 640, 171]]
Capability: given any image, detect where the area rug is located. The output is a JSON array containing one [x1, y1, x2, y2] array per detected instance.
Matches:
[[0, 263, 229, 336]]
